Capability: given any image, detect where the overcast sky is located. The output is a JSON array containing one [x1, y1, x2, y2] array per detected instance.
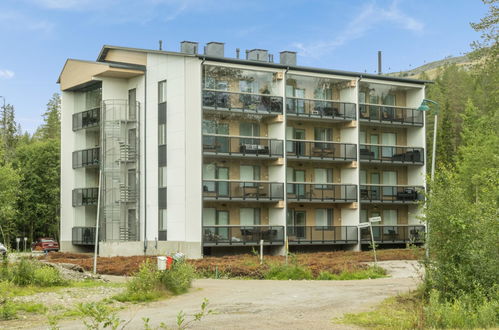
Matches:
[[0, 0, 488, 132]]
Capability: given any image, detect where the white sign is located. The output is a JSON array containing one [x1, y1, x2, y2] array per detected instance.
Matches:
[[369, 216, 382, 223], [357, 222, 370, 228], [16, 238, 20, 243], [24, 237, 28, 241]]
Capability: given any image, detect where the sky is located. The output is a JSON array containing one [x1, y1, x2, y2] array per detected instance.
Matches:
[[0, 0, 489, 133]]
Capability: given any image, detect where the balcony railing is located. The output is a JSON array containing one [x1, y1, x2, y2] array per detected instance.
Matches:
[[202, 90, 283, 114], [359, 104, 423, 126], [72, 147, 100, 169], [287, 226, 358, 244], [202, 180, 284, 201], [158, 230, 167, 241], [287, 140, 356, 161], [360, 225, 425, 243], [287, 184, 357, 202], [203, 225, 284, 246], [286, 98, 356, 120], [203, 134, 283, 158], [360, 144, 424, 164], [360, 185, 424, 203], [72, 188, 98, 207], [72, 107, 100, 131], [72, 227, 96, 245], [120, 185, 137, 203]]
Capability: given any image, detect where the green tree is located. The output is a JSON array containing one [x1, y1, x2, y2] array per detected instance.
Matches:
[[0, 165, 20, 246], [34, 93, 61, 140], [14, 139, 60, 242], [0, 103, 19, 164]]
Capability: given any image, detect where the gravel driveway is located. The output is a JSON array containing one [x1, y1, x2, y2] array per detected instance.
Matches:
[[52, 260, 421, 330]]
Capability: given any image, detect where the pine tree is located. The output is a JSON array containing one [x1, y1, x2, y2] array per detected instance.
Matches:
[[35, 93, 61, 140]]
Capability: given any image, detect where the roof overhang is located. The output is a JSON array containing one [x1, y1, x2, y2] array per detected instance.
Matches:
[[57, 59, 145, 91]]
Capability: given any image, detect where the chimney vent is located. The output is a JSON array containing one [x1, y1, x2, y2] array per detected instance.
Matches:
[[248, 49, 269, 62], [205, 42, 224, 57], [159, 40, 163, 51], [378, 51, 382, 75], [245, 50, 249, 59], [236, 48, 240, 59], [280, 51, 297, 66], [180, 41, 198, 54]]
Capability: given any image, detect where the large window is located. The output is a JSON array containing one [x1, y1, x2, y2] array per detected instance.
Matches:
[[158, 124, 166, 145], [159, 209, 167, 230], [314, 168, 333, 188], [159, 166, 167, 187], [158, 80, 167, 103], [240, 208, 261, 225], [315, 209, 333, 228], [286, 74, 344, 100], [203, 65, 279, 95]]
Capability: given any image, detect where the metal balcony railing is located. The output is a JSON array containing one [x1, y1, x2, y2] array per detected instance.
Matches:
[[287, 226, 358, 244], [72, 227, 96, 245], [72, 188, 99, 207], [203, 225, 284, 246], [287, 140, 356, 161], [360, 144, 424, 164], [202, 180, 284, 201], [72, 107, 100, 131], [202, 90, 283, 114], [359, 104, 423, 126], [360, 185, 424, 203], [72, 147, 100, 169], [360, 225, 425, 243], [119, 143, 136, 162], [203, 134, 283, 158], [120, 185, 137, 203], [287, 184, 357, 202], [286, 98, 356, 120]]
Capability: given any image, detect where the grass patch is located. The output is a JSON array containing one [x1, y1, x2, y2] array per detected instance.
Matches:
[[264, 263, 313, 280], [0, 299, 48, 320], [317, 266, 386, 280], [336, 288, 499, 329]]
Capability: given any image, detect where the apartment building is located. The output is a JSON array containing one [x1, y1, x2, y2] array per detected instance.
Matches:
[[58, 41, 427, 258]]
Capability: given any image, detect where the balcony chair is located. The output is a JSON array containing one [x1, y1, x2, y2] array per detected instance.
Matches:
[[396, 188, 418, 201]]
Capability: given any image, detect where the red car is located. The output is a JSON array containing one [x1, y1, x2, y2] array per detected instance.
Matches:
[[31, 238, 60, 252]]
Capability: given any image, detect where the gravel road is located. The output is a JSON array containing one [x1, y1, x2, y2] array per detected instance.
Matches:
[[52, 260, 421, 330]]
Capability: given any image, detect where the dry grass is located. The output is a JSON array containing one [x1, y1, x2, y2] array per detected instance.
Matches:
[[43, 249, 422, 277]]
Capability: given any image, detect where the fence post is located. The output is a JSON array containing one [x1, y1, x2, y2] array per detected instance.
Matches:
[[260, 239, 264, 265]]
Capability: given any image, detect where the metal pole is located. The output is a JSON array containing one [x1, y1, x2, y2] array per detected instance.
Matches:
[[426, 113, 438, 259], [93, 169, 102, 274], [370, 225, 377, 266], [285, 237, 288, 265], [260, 239, 264, 265]]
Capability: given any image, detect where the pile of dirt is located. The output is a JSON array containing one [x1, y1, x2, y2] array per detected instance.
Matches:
[[42, 261, 105, 282], [43, 249, 422, 277]]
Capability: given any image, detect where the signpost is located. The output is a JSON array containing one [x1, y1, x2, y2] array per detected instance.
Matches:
[[24, 237, 28, 252], [358, 217, 382, 266], [16, 237, 20, 252]]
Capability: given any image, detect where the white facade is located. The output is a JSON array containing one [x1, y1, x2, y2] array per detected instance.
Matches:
[[59, 44, 427, 258]]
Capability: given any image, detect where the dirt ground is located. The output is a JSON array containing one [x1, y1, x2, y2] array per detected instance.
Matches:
[[47, 260, 421, 330], [43, 249, 422, 276]]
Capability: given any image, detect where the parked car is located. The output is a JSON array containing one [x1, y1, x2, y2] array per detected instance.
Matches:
[[0, 243, 7, 256], [31, 238, 59, 253]]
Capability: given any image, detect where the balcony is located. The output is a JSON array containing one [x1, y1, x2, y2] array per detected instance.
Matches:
[[287, 184, 357, 203], [203, 225, 284, 246], [72, 147, 100, 169], [359, 104, 423, 126], [202, 90, 283, 115], [360, 145, 424, 165], [287, 226, 358, 245], [72, 227, 96, 245], [287, 140, 356, 162], [360, 225, 425, 244], [203, 135, 283, 158], [72, 107, 100, 131], [72, 188, 98, 207], [202, 180, 284, 201], [360, 185, 424, 203], [120, 185, 137, 203], [286, 98, 356, 121]]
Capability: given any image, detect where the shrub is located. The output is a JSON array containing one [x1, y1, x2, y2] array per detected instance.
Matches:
[[114, 260, 162, 302], [159, 261, 196, 295], [33, 266, 67, 287], [0, 298, 17, 320], [10, 258, 37, 286], [264, 263, 313, 280]]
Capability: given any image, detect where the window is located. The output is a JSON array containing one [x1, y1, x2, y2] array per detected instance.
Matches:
[[314, 127, 332, 150], [240, 122, 260, 137], [158, 124, 166, 145], [159, 209, 167, 230], [240, 165, 260, 181], [360, 209, 368, 223], [314, 168, 332, 189], [128, 89, 137, 120], [202, 164, 216, 192], [315, 209, 333, 228], [203, 208, 216, 225], [159, 166, 167, 187], [240, 208, 260, 225], [158, 80, 167, 103], [383, 209, 397, 234]]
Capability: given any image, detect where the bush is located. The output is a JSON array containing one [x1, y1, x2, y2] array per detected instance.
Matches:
[[264, 263, 313, 280], [33, 266, 67, 287], [425, 289, 499, 329], [159, 261, 196, 295], [114, 260, 162, 302], [10, 258, 37, 286]]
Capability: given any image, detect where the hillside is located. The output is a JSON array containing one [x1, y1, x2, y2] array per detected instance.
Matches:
[[387, 55, 477, 79]]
